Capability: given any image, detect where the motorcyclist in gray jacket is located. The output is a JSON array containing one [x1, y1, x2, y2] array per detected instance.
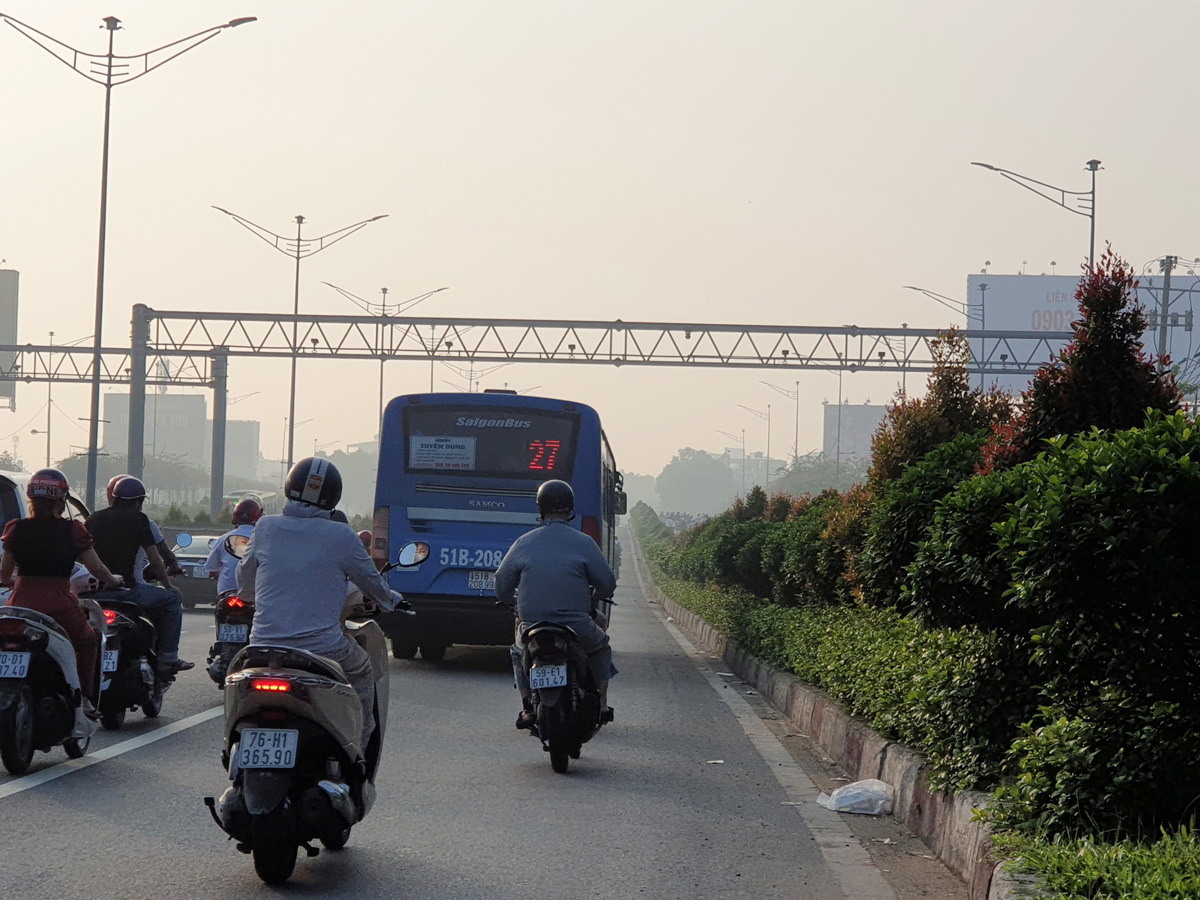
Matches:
[[237, 458, 395, 751], [495, 480, 616, 730]]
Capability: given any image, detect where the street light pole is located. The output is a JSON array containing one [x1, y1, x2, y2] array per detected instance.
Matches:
[[737, 403, 772, 488], [214, 208, 389, 472], [762, 381, 800, 468], [971, 159, 1102, 269], [715, 429, 746, 496], [0, 13, 257, 508], [322, 282, 449, 444], [45, 331, 53, 466]]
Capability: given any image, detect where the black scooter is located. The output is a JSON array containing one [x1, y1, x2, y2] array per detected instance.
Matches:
[[515, 595, 614, 774], [207, 589, 255, 687], [93, 594, 170, 730]]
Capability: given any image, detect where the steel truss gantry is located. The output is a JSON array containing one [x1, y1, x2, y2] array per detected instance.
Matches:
[[0, 305, 1075, 517], [127, 304, 1070, 514]]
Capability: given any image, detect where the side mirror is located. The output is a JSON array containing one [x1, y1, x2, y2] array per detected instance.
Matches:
[[176, 532, 193, 550], [395, 541, 430, 568], [225, 534, 252, 559], [614, 490, 628, 516]]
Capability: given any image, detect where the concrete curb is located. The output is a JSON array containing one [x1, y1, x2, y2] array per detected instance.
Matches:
[[629, 530, 1033, 900]]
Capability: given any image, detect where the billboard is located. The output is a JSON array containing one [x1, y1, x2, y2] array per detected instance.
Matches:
[[0, 271, 17, 410], [103, 392, 208, 466], [965, 273, 1199, 393], [822, 401, 887, 462]]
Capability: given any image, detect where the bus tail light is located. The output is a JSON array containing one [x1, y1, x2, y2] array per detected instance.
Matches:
[[581, 515, 601, 547], [372, 506, 390, 570]]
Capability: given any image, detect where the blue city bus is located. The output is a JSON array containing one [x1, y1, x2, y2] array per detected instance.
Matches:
[[372, 390, 626, 662]]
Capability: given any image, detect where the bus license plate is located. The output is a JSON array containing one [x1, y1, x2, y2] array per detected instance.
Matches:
[[467, 570, 495, 591], [0, 651, 30, 679], [530, 664, 568, 690], [238, 729, 299, 769], [218, 624, 249, 643], [102, 650, 119, 672]]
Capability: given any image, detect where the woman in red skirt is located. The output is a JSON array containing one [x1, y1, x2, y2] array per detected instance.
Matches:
[[0, 469, 123, 717]]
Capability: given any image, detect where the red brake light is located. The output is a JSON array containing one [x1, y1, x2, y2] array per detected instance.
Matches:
[[103, 609, 118, 625], [224, 595, 245, 609], [581, 515, 601, 547], [251, 678, 291, 692], [0, 620, 24, 636]]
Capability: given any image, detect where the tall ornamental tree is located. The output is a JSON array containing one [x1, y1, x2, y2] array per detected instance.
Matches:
[[981, 248, 1181, 472]]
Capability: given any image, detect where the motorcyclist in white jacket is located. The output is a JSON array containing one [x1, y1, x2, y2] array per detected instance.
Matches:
[[237, 458, 395, 750]]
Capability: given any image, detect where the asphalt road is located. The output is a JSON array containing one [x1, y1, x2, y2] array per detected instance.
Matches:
[[0, 556, 959, 899]]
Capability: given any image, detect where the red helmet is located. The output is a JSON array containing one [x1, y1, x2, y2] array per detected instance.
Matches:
[[357, 530, 372, 550], [106, 474, 131, 505], [232, 496, 264, 526], [28, 468, 70, 501]]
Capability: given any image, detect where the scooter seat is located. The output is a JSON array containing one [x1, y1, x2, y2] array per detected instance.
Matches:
[[521, 621, 578, 642], [230, 644, 349, 684]]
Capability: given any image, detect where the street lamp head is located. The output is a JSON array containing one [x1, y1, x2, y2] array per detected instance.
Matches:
[[367, 215, 389, 223], [225, 17, 258, 28], [971, 161, 998, 171], [1085, 159, 1102, 171], [101, 16, 122, 31]]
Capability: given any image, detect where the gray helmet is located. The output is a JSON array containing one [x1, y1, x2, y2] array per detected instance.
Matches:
[[536, 480, 574, 517]]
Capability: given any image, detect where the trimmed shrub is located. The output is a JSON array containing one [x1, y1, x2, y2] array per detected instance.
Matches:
[[858, 431, 986, 609]]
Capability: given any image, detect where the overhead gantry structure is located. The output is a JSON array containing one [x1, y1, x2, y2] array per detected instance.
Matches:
[[0, 304, 1074, 515]]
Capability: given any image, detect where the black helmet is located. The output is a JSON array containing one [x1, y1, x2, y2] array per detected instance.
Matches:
[[536, 480, 574, 517], [284, 457, 342, 510], [112, 475, 147, 507]]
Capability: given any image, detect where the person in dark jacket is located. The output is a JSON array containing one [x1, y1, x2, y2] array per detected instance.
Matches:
[[495, 479, 616, 730]]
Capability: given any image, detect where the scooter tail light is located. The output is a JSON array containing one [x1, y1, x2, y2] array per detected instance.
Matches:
[[251, 677, 291, 692], [102, 609, 118, 625], [0, 619, 25, 636], [223, 595, 245, 609]]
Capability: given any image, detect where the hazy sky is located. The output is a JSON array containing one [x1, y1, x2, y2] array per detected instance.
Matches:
[[2, 1, 1197, 479]]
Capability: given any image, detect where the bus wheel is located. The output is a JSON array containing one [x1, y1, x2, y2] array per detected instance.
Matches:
[[390, 638, 418, 660], [418, 643, 447, 663]]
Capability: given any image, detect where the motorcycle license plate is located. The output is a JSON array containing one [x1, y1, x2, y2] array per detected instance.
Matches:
[[467, 570, 495, 591], [238, 729, 299, 769], [217, 624, 249, 643], [530, 664, 568, 690], [101, 650, 119, 673], [0, 651, 30, 679]]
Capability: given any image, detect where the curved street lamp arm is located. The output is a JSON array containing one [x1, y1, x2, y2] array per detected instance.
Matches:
[[212, 206, 300, 257], [901, 284, 981, 322], [322, 281, 378, 315], [761, 381, 797, 400], [304, 215, 389, 257], [737, 403, 768, 421], [971, 161, 1093, 217], [0, 14, 255, 88]]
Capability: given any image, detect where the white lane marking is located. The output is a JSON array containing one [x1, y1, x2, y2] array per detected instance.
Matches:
[[630, 544, 896, 900], [0, 706, 223, 801]]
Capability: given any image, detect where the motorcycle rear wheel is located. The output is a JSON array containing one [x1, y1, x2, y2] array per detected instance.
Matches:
[[390, 638, 418, 660], [320, 826, 351, 851], [549, 743, 570, 774], [0, 686, 35, 775], [100, 706, 126, 730], [418, 642, 446, 663], [252, 843, 298, 885]]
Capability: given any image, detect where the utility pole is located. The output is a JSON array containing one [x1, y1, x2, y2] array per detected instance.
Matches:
[[1158, 255, 1175, 366]]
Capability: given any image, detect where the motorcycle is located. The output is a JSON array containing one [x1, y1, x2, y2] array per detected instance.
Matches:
[[515, 594, 615, 774], [92, 591, 171, 730], [203, 531, 256, 688], [204, 540, 423, 885], [207, 588, 254, 687], [0, 598, 105, 774]]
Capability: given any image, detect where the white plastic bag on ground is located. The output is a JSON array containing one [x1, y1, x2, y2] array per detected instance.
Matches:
[[816, 778, 894, 815]]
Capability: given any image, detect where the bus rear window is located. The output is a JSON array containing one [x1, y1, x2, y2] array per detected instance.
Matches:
[[403, 406, 580, 478]]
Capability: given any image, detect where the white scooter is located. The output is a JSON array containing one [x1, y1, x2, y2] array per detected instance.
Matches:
[[0, 587, 106, 774], [204, 541, 424, 884]]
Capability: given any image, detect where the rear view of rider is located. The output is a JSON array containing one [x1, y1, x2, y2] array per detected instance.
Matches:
[[206, 496, 262, 593], [85, 476, 192, 677], [495, 479, 617, 731], [236, 458, 396, 750]]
